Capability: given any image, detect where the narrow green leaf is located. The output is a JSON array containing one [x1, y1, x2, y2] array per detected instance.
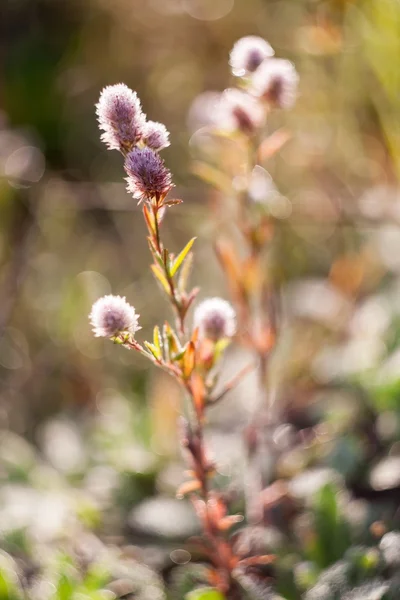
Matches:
[[172, 348, 186, 361], [164, 322, 181, 355], [151, 264, 171, 295], [144, 341, 161, 360], [171, 238, 196, 277], [153, 325, 162, 354], [163, 248, 172, 277], [162, 323, 170, 362]]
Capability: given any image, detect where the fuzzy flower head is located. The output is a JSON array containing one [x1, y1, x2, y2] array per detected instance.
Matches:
[[89, 295, 140, 338], [250, 59, 299, 109], [96, 84, 146, 153], [143, 120, 170, 151], [125, 147, 173, 202], [218, 88, 265, 136], [194, 298, 236, 341], [229, 36, 274, 77]]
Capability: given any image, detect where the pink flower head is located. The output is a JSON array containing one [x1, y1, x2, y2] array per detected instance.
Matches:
[[96, 84, 146, 153], [194, 298, 236, 341], [250, 59, 299, 109], [143, 120, 170, 151], [89, 295, 140, 338], [124, 147, 173, 202], [218, 88, 265, 135], [229, 36, 274, 77]]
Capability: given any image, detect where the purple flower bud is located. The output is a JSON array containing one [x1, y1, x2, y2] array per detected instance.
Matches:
[[218, 89, 265, 135], [96, 84, 146, 153], [89, 295, 140, 338], [124, 147, 173, 202], [250, 59, 299, 109], [143, 120, 170, 151], [194, 298, 236, 341], [229, 36, 274, 77]]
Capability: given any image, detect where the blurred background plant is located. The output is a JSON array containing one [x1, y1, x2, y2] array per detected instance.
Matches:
[[1, 0, 400, 598]]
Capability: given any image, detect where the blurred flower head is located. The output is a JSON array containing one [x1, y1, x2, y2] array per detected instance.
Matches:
[[143, 120, 170, 151], [229, 36, 274, 77], [218, 88, 265, 135], [124, 147, 173, 202], [250, 58, 299, 109], [96, 83, 146, 153], [194, 297, 236, 341], [89, 295, 140, 338]]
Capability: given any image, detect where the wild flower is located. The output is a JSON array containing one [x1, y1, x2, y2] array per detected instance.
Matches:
[[218, 88, 265, 136], [229, 35, 274, 77], [250, 58, 299, 109], [96, 83, 146, 153], [90, 43, 296, 594], [143, 120, 170, 151], [125, 147, 173, 202], [193, 297, 236, 341], [89, 295, 140, 338]]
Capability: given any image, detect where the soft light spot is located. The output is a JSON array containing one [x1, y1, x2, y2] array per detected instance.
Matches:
[[170, 548, 191, 564], [5, 146, 45, 186], [182, 0, 234, 21]]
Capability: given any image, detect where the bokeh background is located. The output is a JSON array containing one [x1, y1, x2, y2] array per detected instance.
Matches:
[[1, 0, 400, 599]]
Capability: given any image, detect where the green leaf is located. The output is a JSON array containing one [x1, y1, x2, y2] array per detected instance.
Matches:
[[153, 325, 162, 355], [171, 238, 196, 277], [162, 324, 171, 362], [307, 483, 351, 568], [144, 341, 161, 360], [163, 248, 172, 276], [0, 569, 22, 600], [186, 588, 225, 600], [163, 322, 181, 355], [56, 572, 75, 600], [151, 264, 171, 295]]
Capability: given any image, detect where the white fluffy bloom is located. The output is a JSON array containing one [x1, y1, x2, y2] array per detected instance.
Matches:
[[229, 36, 274, 77], [89, 295, 140, 338], [95, 84, 146, 152], [250, 58, 299, 109], [218, 88, 265, 135], [193, 298, 236, 341], [143, 120, 170, 151]]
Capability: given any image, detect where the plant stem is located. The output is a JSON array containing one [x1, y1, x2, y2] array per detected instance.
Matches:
[[143, 200, 239, 596]]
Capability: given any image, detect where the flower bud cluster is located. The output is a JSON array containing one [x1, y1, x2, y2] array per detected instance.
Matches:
[[96, 84, 172, 203], [216, 36, 299, 136], [96, 83, 170, 154]]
